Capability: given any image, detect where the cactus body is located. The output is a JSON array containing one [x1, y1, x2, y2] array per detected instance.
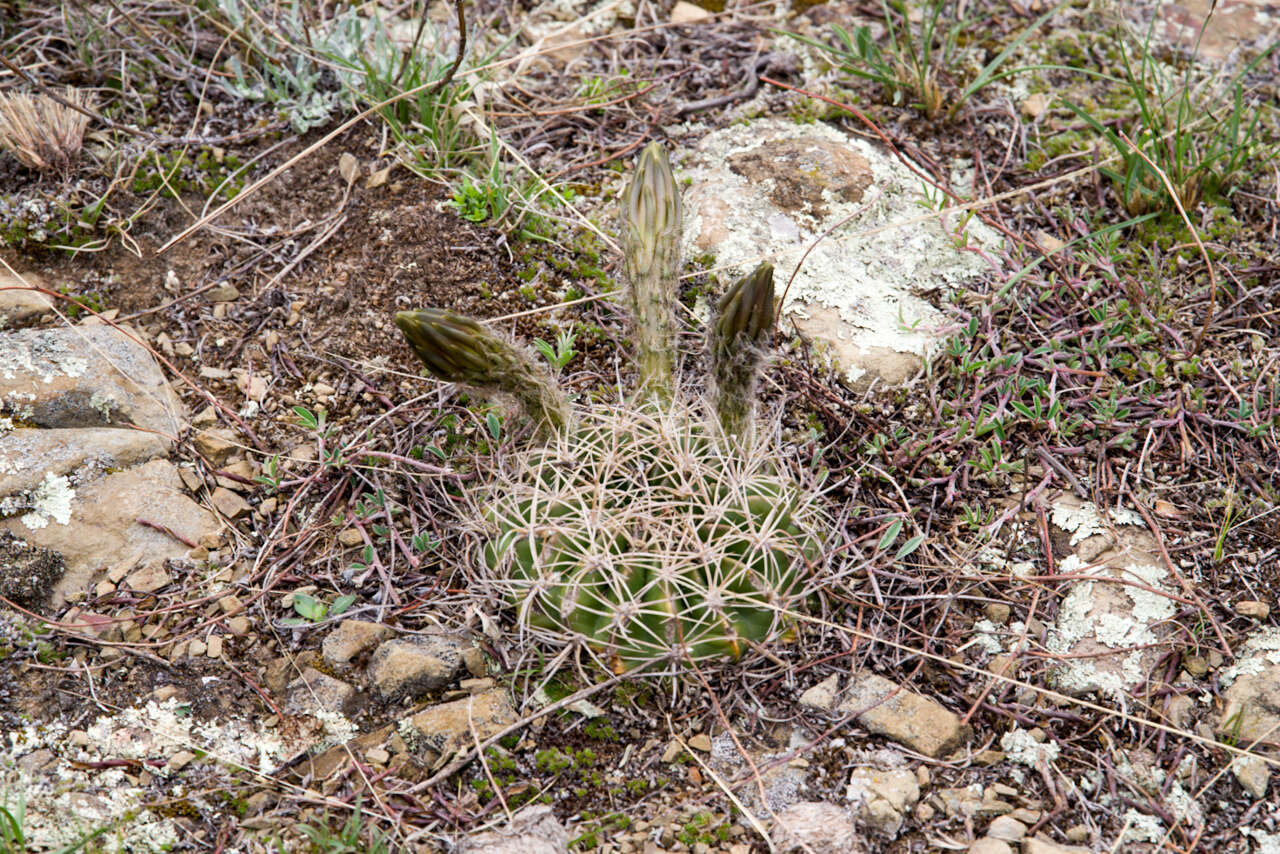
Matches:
[[395, 309, 569, 436], [621, 142, 683, 399], [479, 403, 823, 672]]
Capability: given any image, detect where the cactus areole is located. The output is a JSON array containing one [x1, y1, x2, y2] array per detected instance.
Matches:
[[396, 143, 828, 674]]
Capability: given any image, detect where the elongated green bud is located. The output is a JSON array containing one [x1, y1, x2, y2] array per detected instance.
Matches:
[[710, 263, 776, 440], [395, 309, 569, 435], [621, 142, 682, 399]]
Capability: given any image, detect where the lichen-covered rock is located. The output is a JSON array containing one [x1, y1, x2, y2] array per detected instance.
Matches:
[[770, 801, 865, 854], [398, 689, 516, 766], [457, 805, 568, 854], [845, 766, 920, 836], [368, 633, 473, 699], [836, 671, 968, 758]]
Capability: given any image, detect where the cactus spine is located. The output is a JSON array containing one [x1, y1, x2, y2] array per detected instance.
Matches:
[[621, 142, 682, 399], [394, 309, 569, 436], [710, 262, 776, 439]]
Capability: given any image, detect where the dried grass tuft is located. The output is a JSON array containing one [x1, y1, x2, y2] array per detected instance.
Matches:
[[0, 88, 94, 174]]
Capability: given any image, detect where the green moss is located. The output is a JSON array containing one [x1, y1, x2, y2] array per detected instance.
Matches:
[[535, 748, 572, 774]]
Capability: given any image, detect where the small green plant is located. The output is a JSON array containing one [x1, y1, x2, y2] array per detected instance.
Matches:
[[533, 329, 578, 372], [297, 802, 389, 854], [786, 1, 1056, 119], [284, 591, 356, 626], [1062, 19, 1277, 213]]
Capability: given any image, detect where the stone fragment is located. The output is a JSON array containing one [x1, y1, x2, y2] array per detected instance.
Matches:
[[799, 673, 840, 711], [770, 802, 864, 854], [0, 460, 220, 605], [688, 733, 712, 752], [225, 616, 250, 636], [837, 671, 968, 757], [188, 639, 207, 657], [936, 786, 1014, 818], [192, 428, 238, 466], [669, 1, 711, 24], [207, 285, 240, 302], [983, 602, 1011, 624], [322, 620, 395, 669], [0, 270, 54, 326], [986, 815, 1027, 841], [399, 689, 516, 765], [1046, 495, 1177, 698], [968, 840, 1013, 854], [845, 766, 919, 836], [206, 635, 223, 658], [1023, 837, 1092, 854], [1216, 634, 1280, 746], [168, 750, 197, 771], [368, 633, 473, 699], [126, 562, 171, 593], [1231, 754, 1270, 799], [0, 325, 182, 435], [284, 667, 361, 716], [1153, 0, 1276, 61], [1236, 600, 1270, 620], [456, 805, 568, 854], [210, 487, 251, 519]]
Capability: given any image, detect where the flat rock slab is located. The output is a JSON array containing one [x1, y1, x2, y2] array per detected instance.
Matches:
[[1151, 0, 1278, 61], [0, 324, 182, 435], [0, 270, 54, 327], [1045, 495, 1178, 698], [0, 427, 167, 497], [680, 118, 1000, 388], [836, 671, 968, 758], [0, 459, 219, 605], [399, 688, 516, 767], [1217, 627, 1280, 749], [770, 801, 864, 854], [457, 805, 568, 854]]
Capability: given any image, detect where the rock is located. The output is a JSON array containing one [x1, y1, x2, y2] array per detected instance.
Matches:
[[799, 673, 841, 711], [968, 840, 1013, 854], [1216, 631, 1280, 745], [770, 802, 864, 854], [1152, 0, 1276, 62], [1023, 837, 1092, 854], [1236, 600, 1270, 620], [168, 750, 197, 771], [983, 602, 1012, 624], [125, 562, 171, 593], [986, 815, 1027, 841], [192, 427, 238, 466], [0, 428, 167, 500], [457, 805, 567, 854], [0, 459, 220, 605], [0, 325, 182, 435], [709, 730, 808, 818], [0, 270, 54, 326], [0, 532, 64, 605], [936, 786, 1014, 818], [322, 620, 395, 669], [669, 1, 711, 24], [681, 119, 1000, 389], [845, 766, 919, 836], [209, 487, 251, 519], [837, 671, 968, 757], [207, 285, 240, 302], [688, 733, 712, 752], [284, 667, 360, 716], [368, 633, 474, 699], [399, 688, 516, 766], [1231, 754, 1270, 799], [1045, 495, 1176, 698]]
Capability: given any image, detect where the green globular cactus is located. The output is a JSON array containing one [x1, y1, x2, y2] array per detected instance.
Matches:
[[478, 402, 824, 673], [710, 262, 776, 439], [394, 309, 569, 436], [621, 141, 682, 399]]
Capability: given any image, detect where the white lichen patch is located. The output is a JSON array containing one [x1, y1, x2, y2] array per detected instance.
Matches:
[[678, 119, 1002, 378], [1220, 627, 1280, 687], [0, 331, 88, 383], [1051, 498, 1146, 545], [1000, 727, 1061, 767], [19, 471, 75, 529], [2, 697, 321, 852]]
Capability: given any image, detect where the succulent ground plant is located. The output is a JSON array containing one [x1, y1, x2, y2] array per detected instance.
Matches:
[[396, 142, 830, 674]]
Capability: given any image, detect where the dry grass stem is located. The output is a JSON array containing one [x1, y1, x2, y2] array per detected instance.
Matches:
[[0, 87, 94, 174]]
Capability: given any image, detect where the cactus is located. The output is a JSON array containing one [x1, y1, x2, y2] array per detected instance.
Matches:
[[479, 402, 823, 672], [394, 309, 568, 435], [710, 262, 776, 439], [621, 141, 682, 399], [395, 142, 826, 675]]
